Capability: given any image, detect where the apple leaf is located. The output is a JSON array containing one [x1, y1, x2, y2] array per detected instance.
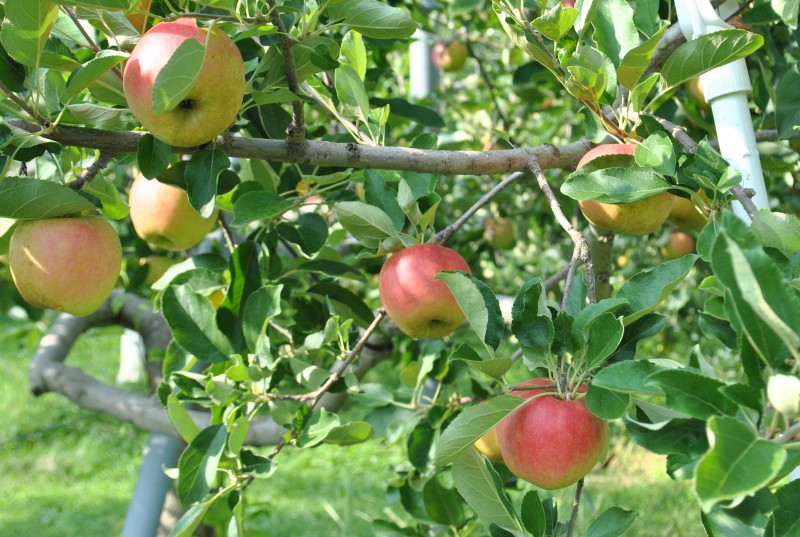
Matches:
[[451, 448, 524, 535], [52, 0, 130, 8], [617, 255, 698, 325], [591, 359, 667, 396], [695, 416, 786, 513], [168, 501, 213, 537], [585, 385, 630, 420], [136, 134, 172, 179], [776, 66, 800, 139], [161, 284, 235, 363], [0, 0, 59, 68], [617, 23, 667, 89], [532, 4, 578, 42], [335, 64, 370, 124], [242, 284, 283, 355], [262, 36, 340, 88], [323, 421, 374, 446], [152, 37, 205, 115], [592, 0, 638, 67], [65, 49, 127, 98], [520, 491, 546, 537], [232, 191, 294, 226], [83, 176, 128, 220], [185, 148, 229, 218], [662, 29, 764, 88], [334, 200, 400, 246], [765, 480, 800, 537], [635, 132, 676, 177], [0, 176, 100, 219], [177, 423, 227, 505], [435, 395, 523, 466], [340, 30, 367, 80], [327, 0, 418, 39], [167, 393, 201, 444], [584, 312, 624, 370], [511, 277, 554, 356], [437, 271, 504, 353], [750, 209, 800, 261], [645, 369, 738, 420], [586, 506, 638, 537], [561, 167, 672, 203], [423, 474, 467, 527]]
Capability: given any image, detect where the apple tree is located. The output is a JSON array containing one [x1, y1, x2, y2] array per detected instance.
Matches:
[[1, 0, 800, 536]]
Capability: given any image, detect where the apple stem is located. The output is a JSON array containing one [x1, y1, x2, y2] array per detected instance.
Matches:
[[567, 478, 584, 537]]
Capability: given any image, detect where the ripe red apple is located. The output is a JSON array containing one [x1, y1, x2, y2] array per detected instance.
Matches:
[[9, 216, 122, 316], [432, 41, 468, 72], [576, 143, 674, 235], [483, 217, 515, 250], [123, 18, 245, 147], [128, 173, 219, 251], [496, 378, 609, 490], [378, 244, 470, 339], [661, 231, 695, 260]]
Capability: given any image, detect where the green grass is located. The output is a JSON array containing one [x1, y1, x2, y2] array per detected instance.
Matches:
[[1, 328, 705, 536]]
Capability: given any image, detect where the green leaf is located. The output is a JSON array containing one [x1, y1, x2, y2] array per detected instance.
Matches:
[[455, 356, 513, 383], [185, 148, 228, 218], [323, 421, 374, 446], [771, 0, 799, 30], [370, 97, 445, 128], [592, 0, 638, 67], [328, 0, 418, 39], [161, 284, 235, 363], [617, 255, 698, 325], [0, 0, 59, 68], [435, 395, 523, 466], [532, 5, 578, 42], [451, 448, 523, 534], [511, 277, 554, 355], [297, 409, 340, 448], [695, 416, 786, 512], [334, 200, 399, 246], [584, 312, 624, 369], [167, 393, 201, 444], [750, 209, 800, 259], [307, 282, 374, 327], [0, 177, 98, 218], [262, 36, 339, 87], [152, 38, 205, 115], [437, 271, 504, 352], [242, 284, 283, 354], [662, 29, 764, 87], [137, 134, 173, 179], [520, 491, 546, 537], [586, 506, 638, 537], [635, 132, 676, 176], [168, 501, 213, 537], [65, 49, 126, 98], [83, 176, 128, 220], [561, 167, 671, 203], [646, 369, 738, 420], [617, 24, 667, 89], [585, 385, 630, 420], [766, 480, 800, 537], [776, 66, 800, 139], [52, 0, 129, 8], [335, 64, 370, 123], [0, 41, 27, 93], [230, 190, 292, 227], [340, 30, 366, 80], [177, 423, 228, 505], [423, 474, 466, 527], [592, 359, 667, 396], [277, 213, 328, 256]]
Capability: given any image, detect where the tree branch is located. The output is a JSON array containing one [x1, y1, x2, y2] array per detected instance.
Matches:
[[265, 0, 305, 143], [9, 120, 591, 176], [68, 152, 114, 189]]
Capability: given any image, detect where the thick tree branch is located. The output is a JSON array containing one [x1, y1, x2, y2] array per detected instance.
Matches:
[[8, 120, 591, 176]]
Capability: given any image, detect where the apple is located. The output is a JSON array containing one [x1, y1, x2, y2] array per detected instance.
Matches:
[[139, 255, 178, 285], [474, 426, 504, 464], [576, 143, 674, 235], [9, 216, 122, 316], [431, 41, 468, 73], [123, 18, 245, 147], [483, 217, 515, 250], [127, 0, 151, 35], [378, 244, 470, 339], [128, 173, 219, 251], [767, 374, 800, 417], [661, 231, 695, 260], [667, 192, 708, 230], [496, 378, 609, 490], [561, 0, 576, 6], [684, 77, 710, 111]]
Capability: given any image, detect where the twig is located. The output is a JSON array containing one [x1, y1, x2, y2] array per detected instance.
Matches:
[[265, 1, 306, 143], [62, 7, 123, 80], [301, 82, 376, 146], [68, 153, 113, 189], [776, 421, 800, 444], [731, 185, 759, 220], [268, 309, 388, 459], [217, 212, 236, 253], [0, 81, 42, 124], [526, 158, 595, 304], [567, 478, 584, 537], [431, 171, 526, 245]]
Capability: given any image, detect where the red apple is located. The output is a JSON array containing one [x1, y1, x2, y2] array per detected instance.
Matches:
[[128, 173, 219, 251], [661, 231, 695, 260], [378, 244, 470, 339], [432, 41, 468, 72], [9, 216, 122, 316], [496, 378, 609, 489], [123, 18, 245, 147], [576, 143, 674, 235]]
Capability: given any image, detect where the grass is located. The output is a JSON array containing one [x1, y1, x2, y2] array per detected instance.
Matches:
[[1, 328, 705, 536]]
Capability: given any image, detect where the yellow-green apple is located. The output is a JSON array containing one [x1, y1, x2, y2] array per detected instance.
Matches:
[[576, 143, 674, 235], [661, 231, 695, 260], [667, 192, 708, 230], [378, 244, 470, 339], [684, 77, 710, 111], [139, 255, 179, 285], [474, 426, 504, 464], [123, 18, 245, 147], [496, 378, 609, 489], [432, 41, 468, 72], [9, 216, 122, 316], [128, 173, 219, 251], [483, 217, 515, 250]]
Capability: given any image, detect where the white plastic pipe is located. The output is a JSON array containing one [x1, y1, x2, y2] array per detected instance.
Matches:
[[674, 0, 769, 222]]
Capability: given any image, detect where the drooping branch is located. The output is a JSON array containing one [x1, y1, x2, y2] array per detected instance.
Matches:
[[8, 120, 591, 176]]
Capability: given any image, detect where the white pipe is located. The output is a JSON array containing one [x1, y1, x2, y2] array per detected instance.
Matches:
[[674, 0, 769, 222]]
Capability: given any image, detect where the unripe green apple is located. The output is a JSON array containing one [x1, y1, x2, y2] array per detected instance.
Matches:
[[432, 41, 468, 72], [128, 173, 219, 251], [767, 374, 800, 417], [9, 216, 122, 316], [661, 231, 695, 260], [667, 191, 709, 230], [576, 143, 674, 235], [378, 244, 470, 339], [483, 217, 515, 250], [684, 77, 710, 111], [123, 18, 245, 147], [139, 255, 179, 285], [496, 378, 608, 490]]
